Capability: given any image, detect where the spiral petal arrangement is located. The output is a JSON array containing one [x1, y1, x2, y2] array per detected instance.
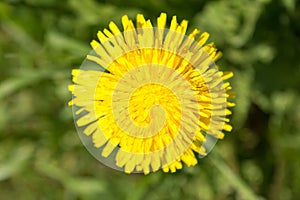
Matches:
[[69, 13, 235, 174]]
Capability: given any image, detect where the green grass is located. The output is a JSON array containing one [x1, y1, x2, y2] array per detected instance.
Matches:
[[0, 0, 300, 199]]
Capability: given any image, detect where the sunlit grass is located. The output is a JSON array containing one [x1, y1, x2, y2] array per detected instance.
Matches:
[[0, 0, 299, 199]]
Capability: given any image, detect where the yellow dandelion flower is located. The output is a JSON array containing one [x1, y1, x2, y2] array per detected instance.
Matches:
[[69, 13, 235, 174]]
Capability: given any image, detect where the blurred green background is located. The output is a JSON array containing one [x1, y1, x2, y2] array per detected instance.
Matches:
[[0, 0, 299, 199]]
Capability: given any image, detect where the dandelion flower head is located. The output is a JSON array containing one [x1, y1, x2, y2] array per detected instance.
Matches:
[[69, 13, 235, 174]]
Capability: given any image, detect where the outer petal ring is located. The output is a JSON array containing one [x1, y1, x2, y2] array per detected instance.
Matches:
[[70, 25, 232, 174]]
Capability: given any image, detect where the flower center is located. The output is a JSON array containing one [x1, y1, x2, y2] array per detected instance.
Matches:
[[128, 83, 180, 138]]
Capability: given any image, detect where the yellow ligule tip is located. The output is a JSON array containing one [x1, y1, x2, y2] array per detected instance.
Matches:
[[136, 14, 146, 27], [198, 32, 210, 46], [170, 16, 178, 30], [90, 40, 100, 49], [68, 100, 73, 106], [157, 13, 167, 29], [109, 21, 121, 35], [97, 31, 108, 42], [222, 71, 234, 80]]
